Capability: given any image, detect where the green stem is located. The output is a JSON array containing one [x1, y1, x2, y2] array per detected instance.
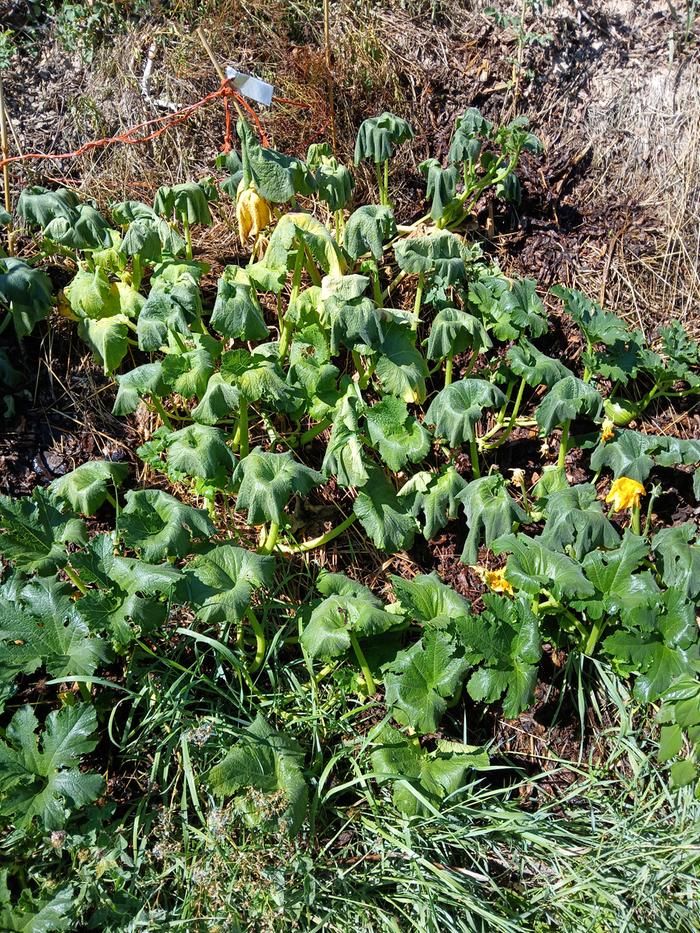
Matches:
[[352, 350, 371, 388], [490, 376, 527, 449], [260, 522, 280, 554], [584, 619, 606, 657], [383, 158, 389, 206], [132, 254, 143, 292], [463, 348, 479, 379], [371, 264, 383, 308], [469, 435, 480, 479], [375, 161, 385, 206], [237, 401, 249, 459], [65, 565, 88, 595], [349, 631, 376, 695], [151, 397, 173, 429], [299, 417, 333, 446], [630, 503, 641, 536], [245, 608, 266, 673], [278, 241, 305, 362], [412, 272, 424, 332], [444, 354, 454, 387], [182, 216, 193, 260], [334, 209, 345, 242], [276, 513, 357, 554], [557, 420, 570, 469]]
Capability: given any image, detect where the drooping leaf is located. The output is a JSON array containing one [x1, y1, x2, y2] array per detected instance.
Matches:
[[43, 203, 113, 251], [354, 465, 419, 553], [397, 466, 467, 541], [578, 531, 654, 619], [233, 449, 323, 526], [551, 285, 634, 347], [209, 714, 307, 835], [343, 205, 397, 261], [365, 396, 430, 471], [179, 545, 274, 624], [419, 158, 459, 222], [535, 376, 603, 434], [374, 322, 429, 404], [0, 703, 104, 830], [117, 489, 215, 561], [112, 362, 166, 416], [0, 489, 86, 574], [383, 630, 468, 732], [161, 346, 214, 399], [458, 474, 528, 565], [354, 112, 414, 165], [507, 339, 573, 388], [49, 460, 128, 515], [191, 373, 240, 425], [17, 186, 80, 227], [154, 181, 213, 225], [426, 306, 492, 361], [0, 258, 53, 338], [395, 230, 478, 286], [590, 429, 700, 483], [328, 294, 384, 354], [211, 266, 269, 340], [426, 378, 506, 447], [322, 388, 370, 488], [540, 483, 620, 560], [77, 314, 130, 374]]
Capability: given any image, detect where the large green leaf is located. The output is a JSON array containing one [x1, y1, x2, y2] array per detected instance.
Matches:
[[77, 314, 130, 374], [540, 483, 619, 561], [328, 295, 383, 354], [0, 258, 53, 339], [0, 703, 104, 830], [390, 571, 471, 625], [233, 449, 322, 525], [191, 373, 241, 425], [137, 277, 201, 351], [238, 119, 315, 203], [652, 524, 700, 600], [370, 723, 488, 816], [365, 396, 430, 471], [164, 424, 236, 484], [551, 285, 633, 347], [395, 230, 478, 286], [419, 158, 459, 222], [603, 588, 699, 702], [117, 489, 214, 561], [383, 630, 468, 732], [161, 347, 214, 399], [17, 186, 79, 227], [211, 267, 269, 340], [590, 429, 700, 483], [535, 376, 603, 433], [458, 474, 528, 565], [0, 874, 73, 933], [0, 577, 110, 679], [49, 460, 129, 515], [374, 322, 429, 404], [209, 714, 307, 835], [154, 181, 213, 225], [112, 362, 166, 416], [577, 531, 653, 619], [398, 466, 467, 542], [507, 339, 573, 388], [354, 112, 413, 165], [343, 205, 397, 261], [492, 533, 595, 602], [64, 267, 120, 319], [354, 465, 419, 553], [426, 378, 506, 447], [179, 545, 274, 624], [455, 593, 542, 718], [0, 489, 86, 574], [301, 592, 397, 659], [43, 203, 113, 251], [322, 388, 369, 488], [426, 306, 492, 361]]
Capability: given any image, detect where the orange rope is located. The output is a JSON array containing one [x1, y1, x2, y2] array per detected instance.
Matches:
[[0, 79, 309, 171]]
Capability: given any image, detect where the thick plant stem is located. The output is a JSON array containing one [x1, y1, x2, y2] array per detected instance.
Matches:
[[65, 565, 88, 595], [276, 513, 357, 554], [245, 608, 266, 673], [444, 354, 453, 387], [131, 254, 143, 292], [631, 503, 641, 536], [557, 421, 570, 469], [278, 241, 304, 362], [151, 397, 173, 429], [299, 417, 333, 446], [349, 631, 375, 695], [491, 376, 527, 449], [374, 161, 386, 206], [383, 158, 389, 204], [412, 272, 424, 331], [469, 435, 481, 479], [260, 522, 280, 554], [584, 619, 605, 657], [352, 351, 371, 388], [182, 216, 193, 260], [236, 401, 249, 459]]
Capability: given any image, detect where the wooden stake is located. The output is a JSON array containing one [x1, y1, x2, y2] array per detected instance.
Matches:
[[195, 27, 245, 122], [324, 0, 337, 153], [0, 76, 14, 255]]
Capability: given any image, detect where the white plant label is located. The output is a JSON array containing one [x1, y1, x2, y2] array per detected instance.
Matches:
[[225, 66, 274, 107]]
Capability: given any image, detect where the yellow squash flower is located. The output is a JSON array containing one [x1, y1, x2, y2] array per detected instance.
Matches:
[[605, 476, 645, 512], [600, 418, 615, 443], [484, 567, 514, 596], [236, 181, 272, 243]]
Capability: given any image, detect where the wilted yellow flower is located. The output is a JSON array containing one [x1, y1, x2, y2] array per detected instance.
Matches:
[[236, 181, 272, 243], [510, 468, 526, 486], [605, 476, 645, 512], [600, 418, 615, 443], [484, 567, 514, 596]]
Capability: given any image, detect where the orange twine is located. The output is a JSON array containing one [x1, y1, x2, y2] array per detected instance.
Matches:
[[0, 79, 310, 171]]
